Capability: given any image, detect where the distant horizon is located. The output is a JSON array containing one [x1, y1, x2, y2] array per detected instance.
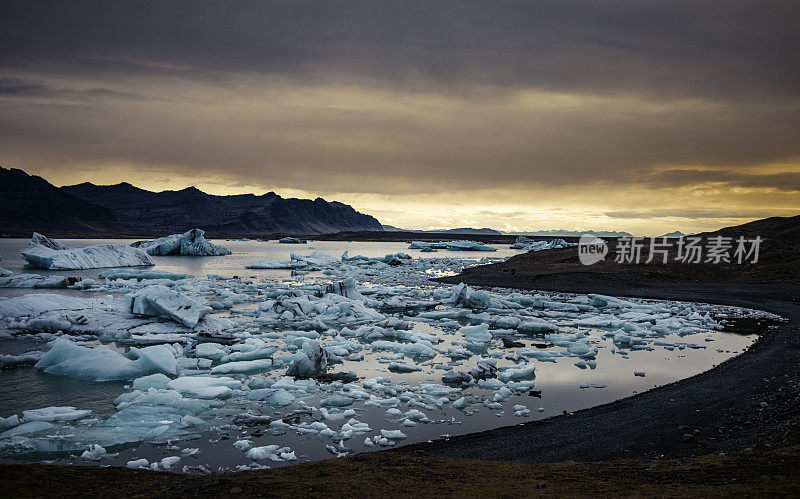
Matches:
[[8, 165, 775, 238]]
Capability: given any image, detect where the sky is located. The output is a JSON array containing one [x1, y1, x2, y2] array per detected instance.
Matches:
[[1, 1, 799, 235]]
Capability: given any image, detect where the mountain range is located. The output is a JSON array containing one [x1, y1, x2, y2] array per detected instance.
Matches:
[[381, 225, 502, 235], [1, 166, 383, 235]]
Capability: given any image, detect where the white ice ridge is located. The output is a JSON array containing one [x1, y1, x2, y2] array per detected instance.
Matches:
[[133, 229, 231, 256], [20, 233, 153, 270], [510, 236, 576, 252]]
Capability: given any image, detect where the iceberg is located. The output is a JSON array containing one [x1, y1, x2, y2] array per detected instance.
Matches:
[[21, 233, 153, 270], [22, 406, 91, 422], [278, 237, 306, 244], [99, 269, 190, 281], [0, 293, 206, 338], [133, 229, 231, 256], [0, 274, 84, 289], [35, 339, 177, 382], [290, 252, 338, 267], [511, 236, 576, 252], [246, 251, 338, 270], [125, 285, 212, 328], [166, 376, 241, 399], [407, 241, 450, 250], [245, 259, 305, 269], [444, 240, 497, 252]]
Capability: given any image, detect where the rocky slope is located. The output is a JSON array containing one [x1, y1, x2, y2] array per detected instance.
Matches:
[[0, 167, 383, 235], [0, 167, 121, 232]]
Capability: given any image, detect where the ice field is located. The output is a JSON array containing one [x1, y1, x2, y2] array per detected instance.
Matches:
[[0, 237, 772, 472]]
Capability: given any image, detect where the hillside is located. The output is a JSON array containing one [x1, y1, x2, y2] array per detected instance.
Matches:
[[0, 167, 383, 236], [0, 167, 121, 232]]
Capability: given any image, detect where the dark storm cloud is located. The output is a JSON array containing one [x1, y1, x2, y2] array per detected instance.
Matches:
[[1, 0, 799, 100], [647, 170, 800, 192], [0, 0, 798, 200], [604, 208, 800, 220], [0, 77, 142, 100]]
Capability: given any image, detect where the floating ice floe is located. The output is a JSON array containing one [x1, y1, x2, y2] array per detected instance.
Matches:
[[444, 240, 497, 252], [278, 237, 306, 244], [125, 285, 212, 328], [0, 293, 225, 338], [133, 229, 231, 256], [0, 273, 86, 289], [99, 269, 190, 281], [510, 236, 576, 252], [247, 251, 338, 270], [35, 339, 176, 382], [21, 233, 153, 270]]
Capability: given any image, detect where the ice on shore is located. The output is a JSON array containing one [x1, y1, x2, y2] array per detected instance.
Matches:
[[21, 233, 153, 270], [133, 229, 231, 256]]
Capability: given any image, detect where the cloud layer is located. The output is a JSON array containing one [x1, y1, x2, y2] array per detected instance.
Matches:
[[1, 1, 798, 233]]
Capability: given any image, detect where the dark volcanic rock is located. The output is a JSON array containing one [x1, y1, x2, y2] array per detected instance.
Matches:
[[0, 166, 121, 232], [62, 181, 383, 235]]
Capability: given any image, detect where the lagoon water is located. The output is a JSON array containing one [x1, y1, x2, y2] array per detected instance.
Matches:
[[0, 237, 759, 472]]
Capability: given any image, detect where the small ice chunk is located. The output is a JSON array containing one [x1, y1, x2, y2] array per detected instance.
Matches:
[[80, 444, 107, 461], [498, 364, 536, 382], [460, 324, 492, 344], [387, 362, 421, 373], [380, 429, 407, 439], [127, 459, 149, 469], [159, 456, 181, 469]]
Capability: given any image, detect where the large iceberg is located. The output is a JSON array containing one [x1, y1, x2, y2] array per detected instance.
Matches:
[[133, 229, 231, 256], [21, 233, 153, 270]]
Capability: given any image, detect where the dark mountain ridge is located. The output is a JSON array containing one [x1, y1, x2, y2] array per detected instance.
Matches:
[[0, 167, 122, 232], [1, 167, 383, 235]]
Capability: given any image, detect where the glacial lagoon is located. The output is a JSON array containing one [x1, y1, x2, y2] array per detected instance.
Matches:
[[0, 238, 767, 472]]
